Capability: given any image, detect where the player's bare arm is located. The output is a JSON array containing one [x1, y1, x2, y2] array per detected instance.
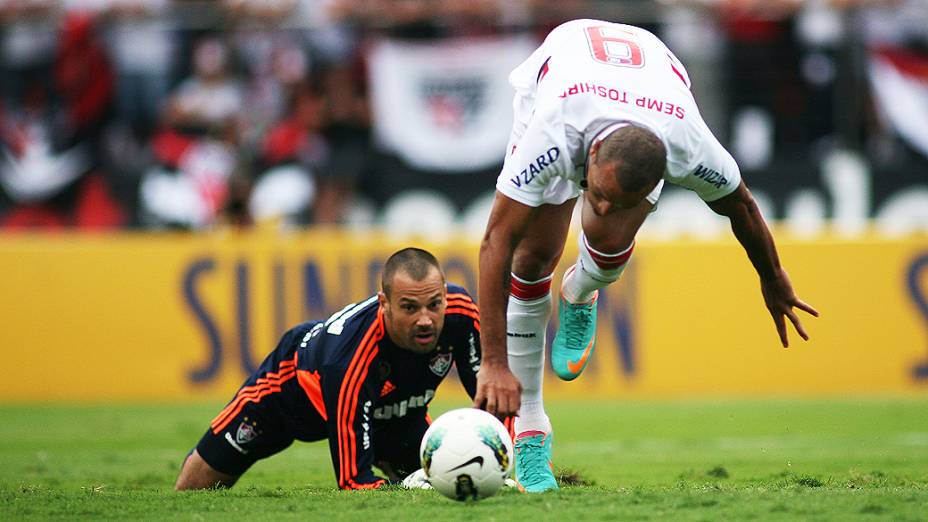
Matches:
[[707, 182, 819, 347], [175, 450, 238, 490], [475, 192, 538, 418]]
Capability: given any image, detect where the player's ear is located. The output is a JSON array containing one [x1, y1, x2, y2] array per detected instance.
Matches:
[[377, 291, 388, 309], [589, 139, 602, 161]]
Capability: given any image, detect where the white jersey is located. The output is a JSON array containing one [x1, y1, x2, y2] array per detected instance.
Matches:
[[496, 19, 740, 207]]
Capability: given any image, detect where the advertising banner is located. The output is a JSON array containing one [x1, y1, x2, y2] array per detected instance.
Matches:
[[0, 232, 926, 401]]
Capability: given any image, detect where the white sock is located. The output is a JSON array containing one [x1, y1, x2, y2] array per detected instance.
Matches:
[[561, 232, 634, 304], [507, 274, 553, 435]]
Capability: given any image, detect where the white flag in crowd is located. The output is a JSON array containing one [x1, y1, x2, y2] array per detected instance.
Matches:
[[868, 48, 928, 158], [368, 35, 538, 173]]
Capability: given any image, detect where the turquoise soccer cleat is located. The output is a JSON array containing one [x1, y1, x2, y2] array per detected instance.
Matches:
[[514, 431, 558, 493], [551, 291, 598, 381]]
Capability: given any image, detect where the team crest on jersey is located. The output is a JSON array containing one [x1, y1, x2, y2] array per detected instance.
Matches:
[[421, 77, 486, 129], [377, 361, 392, 381], [236, 419, 258, 445], [428, 352, 453, 376]]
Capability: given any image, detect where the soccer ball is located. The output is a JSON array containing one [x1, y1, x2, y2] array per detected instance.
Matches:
[[419, 408, 513, 501]]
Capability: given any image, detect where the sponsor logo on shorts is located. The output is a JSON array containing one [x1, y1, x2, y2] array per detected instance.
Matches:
[[510, 147, 560, 188], [429, 352, 453, 376], [507, 331, 537, 338], [692, 164, 728, 189]]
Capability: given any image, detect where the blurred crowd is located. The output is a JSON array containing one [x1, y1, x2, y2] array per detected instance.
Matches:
[[0, 0, 925, 234]]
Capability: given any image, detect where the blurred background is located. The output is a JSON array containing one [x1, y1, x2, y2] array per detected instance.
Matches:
[[0, 0, 926, 402], [0, 0, 926, 235]]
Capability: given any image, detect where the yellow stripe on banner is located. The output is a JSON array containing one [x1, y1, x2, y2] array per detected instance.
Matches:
[[0, 231, 926, 401]]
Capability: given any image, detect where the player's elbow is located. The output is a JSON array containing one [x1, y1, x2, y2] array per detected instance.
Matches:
[[707, 182, 756, 220]]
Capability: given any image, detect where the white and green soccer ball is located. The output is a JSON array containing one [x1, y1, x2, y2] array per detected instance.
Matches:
[[419, 408, 513, 501]]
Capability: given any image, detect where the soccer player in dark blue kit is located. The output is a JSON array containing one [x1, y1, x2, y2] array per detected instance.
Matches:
[[175, 248, 489, 490]]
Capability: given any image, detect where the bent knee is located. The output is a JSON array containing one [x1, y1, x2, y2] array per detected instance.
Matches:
[[512, 247, 561, 282]]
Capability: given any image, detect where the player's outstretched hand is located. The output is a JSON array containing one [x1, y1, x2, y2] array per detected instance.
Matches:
[[761, 268, 819, 347], [474, 362, 522, 419]]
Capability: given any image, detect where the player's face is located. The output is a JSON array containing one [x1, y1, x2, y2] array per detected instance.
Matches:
[[585, 162, 655, 216], [379, 267, 447, 354]]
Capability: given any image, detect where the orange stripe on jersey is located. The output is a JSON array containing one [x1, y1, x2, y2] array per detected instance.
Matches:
[[210, 367, 296, 424], [213, 386, 283, 429], [446, 303, 478, 313], [446, 303, 479, 315], [210, 376, 294, 432], [446, 296, 477, 306], [446, 307, 480, 321], [446, 294, 479, 319], [210, 371, 296, 433], [337, 336, 375, 486], [297, 369, 327, 421], [210, 367, 296, 432], [337, 331, 377, 486], [336, 310, 384, 487], [447, 302, 481, 332], [345, 343, 379, 478], [213, 359, 295, 415], [339, 336, 379, 485], [343, 478, 386, 490], [216, 370, 294, 411]]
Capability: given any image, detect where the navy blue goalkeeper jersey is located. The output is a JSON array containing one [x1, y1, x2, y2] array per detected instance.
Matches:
[[225, 283, 482, 489]]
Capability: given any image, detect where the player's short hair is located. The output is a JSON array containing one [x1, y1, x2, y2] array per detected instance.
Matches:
[[596, 125, 666, 193], [382, 248, 444, 296]]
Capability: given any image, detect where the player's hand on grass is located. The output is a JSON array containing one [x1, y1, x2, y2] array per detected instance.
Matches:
[[474, 361, 522, 419], [761, 268, 819, 347], [401, 469, 432, 490]]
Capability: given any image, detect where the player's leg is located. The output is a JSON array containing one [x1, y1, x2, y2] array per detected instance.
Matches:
[[176, 399, 296, 491], [176, 330, 309, 491], [508, 198, 575, 492], [552, 193, 654, 380], [175, 449, 239, 490]]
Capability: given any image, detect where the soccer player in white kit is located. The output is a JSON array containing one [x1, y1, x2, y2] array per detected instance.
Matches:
[[472, 20, 819, 492]]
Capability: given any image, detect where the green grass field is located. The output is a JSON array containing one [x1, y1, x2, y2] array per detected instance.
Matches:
[[2, 399, 927, 521]]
